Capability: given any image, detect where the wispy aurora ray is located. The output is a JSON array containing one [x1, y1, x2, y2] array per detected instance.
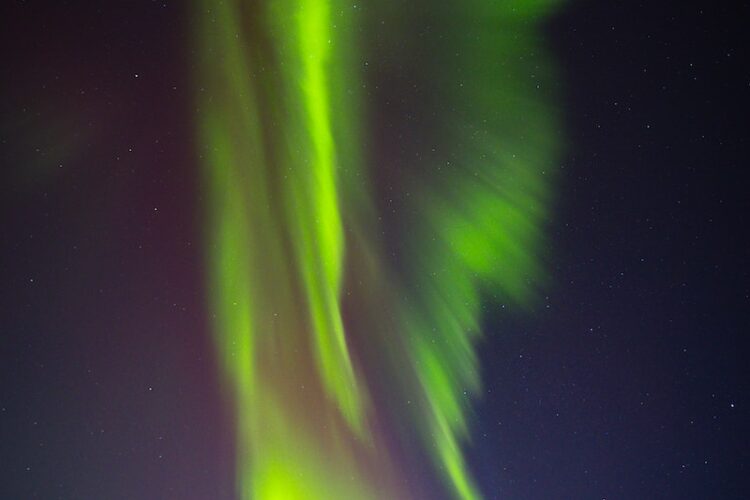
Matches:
[[194, 0, 563, 498]]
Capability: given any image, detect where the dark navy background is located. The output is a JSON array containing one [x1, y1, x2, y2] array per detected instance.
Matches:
[[473, 3, 749, 498]]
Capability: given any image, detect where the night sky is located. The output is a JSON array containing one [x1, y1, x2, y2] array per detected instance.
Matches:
[[2, 1, 749, 499]]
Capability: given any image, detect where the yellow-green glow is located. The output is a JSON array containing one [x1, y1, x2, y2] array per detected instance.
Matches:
[[195, 0, 563, 498], [287, 0, 364, 430]]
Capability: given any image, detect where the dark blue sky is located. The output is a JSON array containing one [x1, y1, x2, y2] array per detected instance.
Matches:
[[472, 3, 749, 498]]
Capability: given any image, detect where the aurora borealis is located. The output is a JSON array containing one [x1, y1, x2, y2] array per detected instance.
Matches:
[[5, 1, 750, 499], [196, 1, 561, 498]]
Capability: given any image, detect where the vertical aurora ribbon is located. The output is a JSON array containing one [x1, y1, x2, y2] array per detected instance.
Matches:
[[194, 0, 563, 498]]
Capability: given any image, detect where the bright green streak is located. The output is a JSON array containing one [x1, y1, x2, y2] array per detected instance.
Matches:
[[285, 0, 364, 431], [195, 0, 562, 498], [196, 0, 381, 497]]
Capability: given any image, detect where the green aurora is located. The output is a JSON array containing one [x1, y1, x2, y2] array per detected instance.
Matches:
[[194, 0, 563, 498]]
